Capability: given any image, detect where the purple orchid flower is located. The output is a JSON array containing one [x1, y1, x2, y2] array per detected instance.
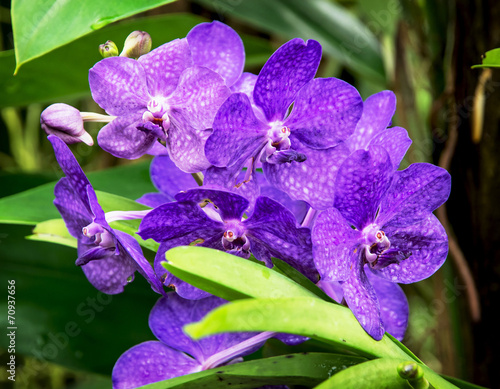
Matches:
[[312, 145, 451, 340], [205, 38, 363, 210], [48, 135, 163, 295], [138, 188, 318, 300], [112, 294, 267, 389], [89, 22, 243, 172]]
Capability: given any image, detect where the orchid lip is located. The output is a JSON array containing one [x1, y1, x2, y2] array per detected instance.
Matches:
[[82, 221, 115, 249]]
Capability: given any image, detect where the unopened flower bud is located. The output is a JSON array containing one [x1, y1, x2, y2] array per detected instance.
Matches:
[[120, 31, 152, 58], [41, 104, 94, 146], [99, 40, 119, 58]]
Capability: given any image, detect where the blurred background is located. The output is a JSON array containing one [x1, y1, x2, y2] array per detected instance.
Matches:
[[0, 0, 498, 387]]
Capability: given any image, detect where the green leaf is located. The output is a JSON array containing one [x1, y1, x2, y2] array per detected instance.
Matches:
[[138, 352, 366, 389], [471, 48, 500, 68], [1, 13, 273, 108], [314, 358, 459, 389], [0, 161, 154, 225], [11, 0, 177, 72], [26, 218, 77, 248], [185, 297, 412, 361], [271, 257, 335, 303], [195, 0, 386, 83], [164, 246, 318, 301]]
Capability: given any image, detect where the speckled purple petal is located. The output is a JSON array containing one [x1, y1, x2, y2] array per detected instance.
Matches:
[[366, 271, 408, 341], [264, 139, 350, 210], [342, 260, 384, 340], [97, 113, 159, 159], [78, 240, 136, 294], [244, 196, 318, 281], [284, 78, 362, 149], [377, 163, 451, 228], [150, 294, 255, 363], [346, 90, 396, 151], [152, 155, 198, 197], [138, 201, 223, 243], [112, 340, 200, 389], [187, 21, 244, 87], [49, 135, 92, 211], [175, 188, 249, 221], [165, 66, 231, 172], [138, 38, 193, 98], [254, 39, 321, 122], [205, 93, 269, 168], [372, 214, 448, 284], [114, 230, 164, 295], [368, 126, 411, 170], [54, 178, 92, 238], [89, 56, 149, 116], [312, 208, 360, 282], [334, 146, 393, 229]]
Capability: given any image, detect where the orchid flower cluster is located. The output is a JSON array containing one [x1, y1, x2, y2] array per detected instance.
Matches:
[[42, 21, 451, 389]]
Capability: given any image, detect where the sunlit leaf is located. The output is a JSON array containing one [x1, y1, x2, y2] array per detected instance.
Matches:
[[164, 246, 318, 301], [314, 358, 458, 389], [185, 297, 411, 360], [26, 218, 77, 248], [471, 48, 500, 69], [11, 0, 177, 72]]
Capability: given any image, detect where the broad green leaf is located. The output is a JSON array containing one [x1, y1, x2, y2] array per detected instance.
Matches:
[[195, 0, 386, 83], [164, 246, 318, 301], [271, 257, 335, 303], [0, 223, 160, 375], [26, 218, 77, 248], [0, 161, 154, 225], [471, 48, 500, 68], [138, 352, 366, 389], [185, 297, 412, 361], [1, 13, 273, 108], [11, 0, 177, 72], [314, 358, 458, 389]]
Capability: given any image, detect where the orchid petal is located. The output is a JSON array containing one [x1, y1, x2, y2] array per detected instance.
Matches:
[[377, 163, 452, 228], [334, 145, 393, 229], [205, 93, 268, 168], [366, 271, 409, 341], [346, 90, 396, 151], [97, 113, 159, 159], [89, 56, 149, 116], [368, 126, 411, 170], [112, 341, 200, 389], [254, 39, 321, 122], [342, 261, 384, 340], [312, 207, 359, 282], [285, 78, 362, 149], [138, 38, 193, 97], [264, 139, 350, 210], [188, 21, 244, 87], [373, 214, 448, 284]]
